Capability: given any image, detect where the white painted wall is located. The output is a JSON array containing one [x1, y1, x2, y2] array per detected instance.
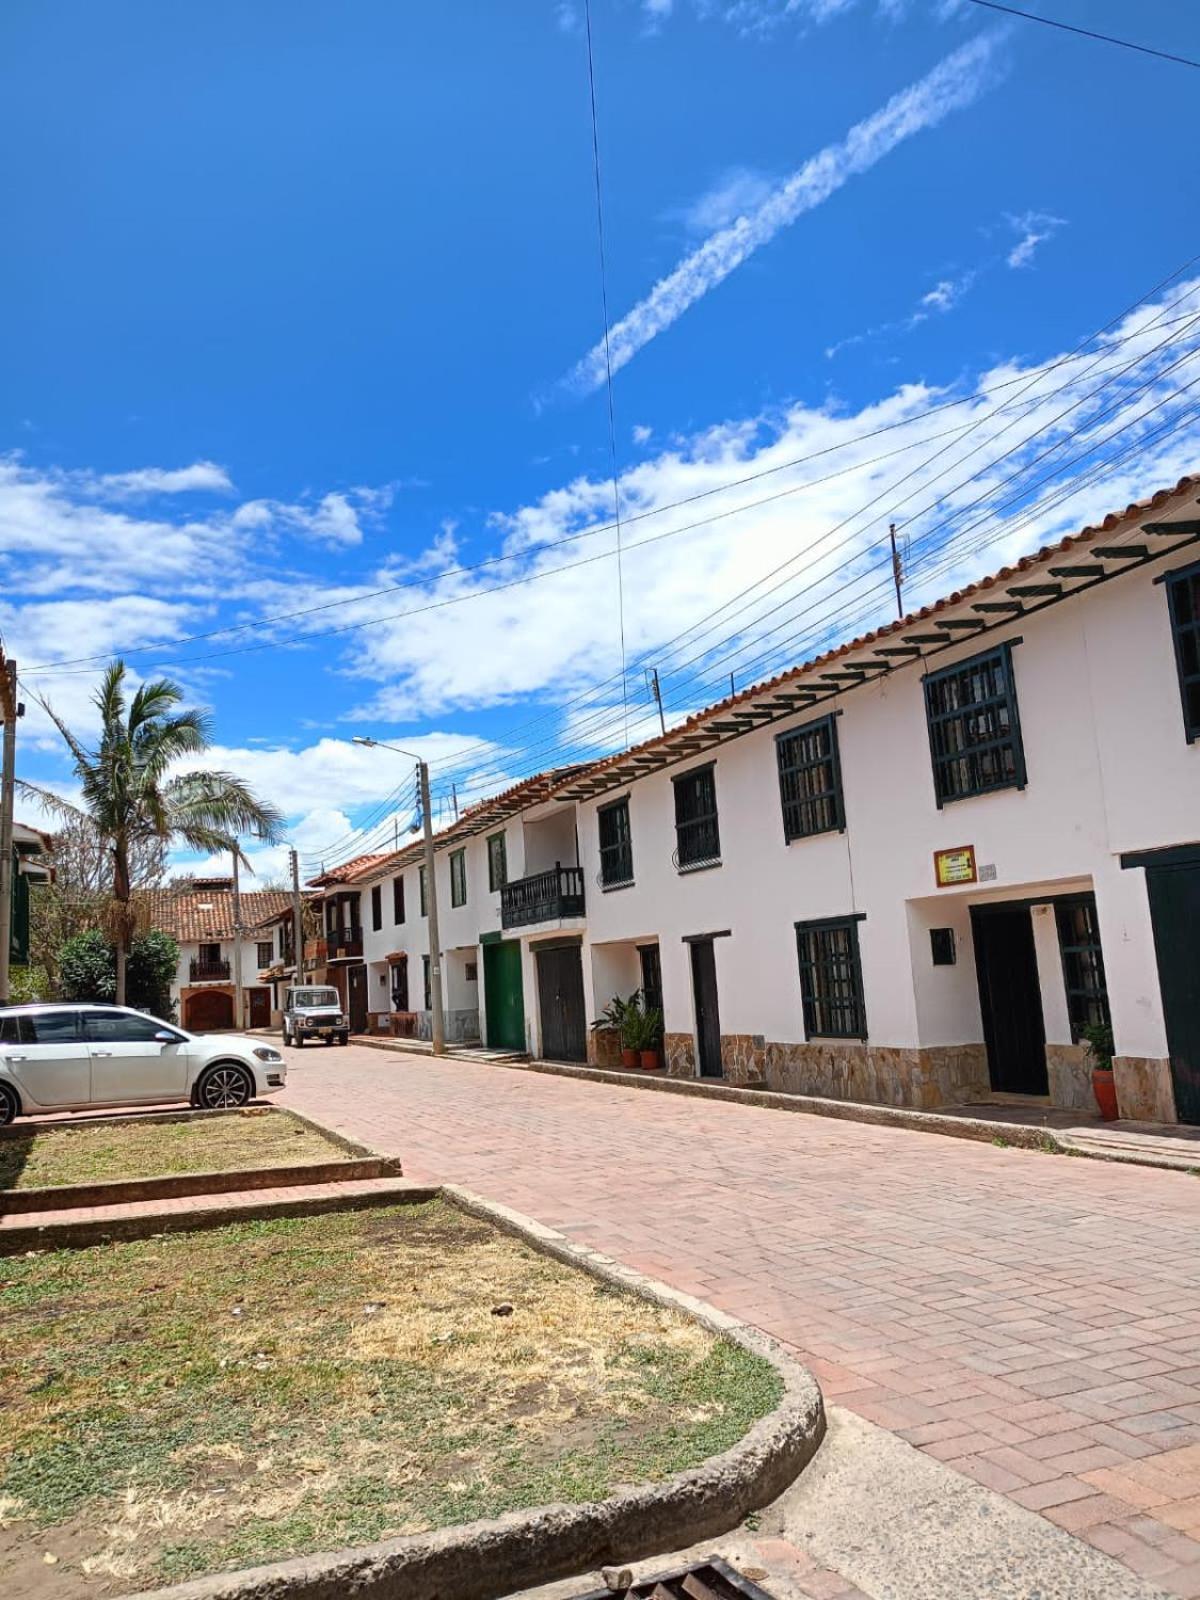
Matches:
[[574, 555, 1199, 1063]]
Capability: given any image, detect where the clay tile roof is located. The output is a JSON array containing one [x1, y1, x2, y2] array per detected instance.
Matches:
[[136, 885, 293, 943], [549, 473, 1199, 800]]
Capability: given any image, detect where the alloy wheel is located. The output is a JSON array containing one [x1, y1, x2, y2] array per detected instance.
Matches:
[[198, 1065, 251, 1109]]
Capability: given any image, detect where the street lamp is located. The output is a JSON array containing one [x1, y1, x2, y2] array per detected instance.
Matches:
[[352, 736, 445, 1056]]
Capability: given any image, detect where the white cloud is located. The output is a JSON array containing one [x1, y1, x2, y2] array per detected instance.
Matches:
[[1006, 209, 1066, 269], [231, 488, 385, 548], [825, 268, 975, 358], [668, 165, 779, 237], [562, 34, 1004, 394], [632, 424, 654, 446], [93, 461, 234, 498], [919, 274, 973, 314]]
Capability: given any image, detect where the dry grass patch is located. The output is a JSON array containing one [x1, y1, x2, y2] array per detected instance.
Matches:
[[0, 1111, 344, 1192], [0, 1200, 779, 1598]]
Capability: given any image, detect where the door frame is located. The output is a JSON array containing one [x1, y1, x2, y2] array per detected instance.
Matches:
[[970, 900, 1049, 1095], [685, 933, 725, 1079], [534, 938, 587, 1063]]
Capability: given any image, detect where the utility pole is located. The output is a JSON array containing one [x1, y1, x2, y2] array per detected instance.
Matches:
[[289, 848, 304, 991], [889, 522, 905, 620], [646, 667, 666, 736], [419, 760, 446, 1056], [231, 845, 244, 1031], [0, 656, 19, 1006]]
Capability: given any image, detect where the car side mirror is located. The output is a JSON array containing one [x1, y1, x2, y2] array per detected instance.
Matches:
[[154, 1030, 178, 1044]]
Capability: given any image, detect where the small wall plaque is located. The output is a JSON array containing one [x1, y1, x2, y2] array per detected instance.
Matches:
[[933, 844, 977, 888]]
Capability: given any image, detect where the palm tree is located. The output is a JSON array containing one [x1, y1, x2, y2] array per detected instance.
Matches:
[[28, 661, 284, 1004]]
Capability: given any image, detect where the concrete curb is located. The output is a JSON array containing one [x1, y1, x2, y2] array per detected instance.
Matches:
[[0, 1179, 437, 1254], [128, 1187, 826, 1600], [478, 1056, 1198, 1175]]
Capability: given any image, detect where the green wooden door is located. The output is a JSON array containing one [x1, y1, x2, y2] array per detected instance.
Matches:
[[1146, 856, 1200, 1125], [484, 939, 525, 1052]]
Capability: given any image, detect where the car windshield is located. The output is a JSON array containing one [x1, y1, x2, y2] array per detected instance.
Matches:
[[292, 988, 340, 1008]]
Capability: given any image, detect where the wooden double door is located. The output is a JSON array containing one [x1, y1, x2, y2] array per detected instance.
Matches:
[[535, 943, 587, 1063]]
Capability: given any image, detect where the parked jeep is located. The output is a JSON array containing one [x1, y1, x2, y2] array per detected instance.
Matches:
[[282, 986, 349, 1047]]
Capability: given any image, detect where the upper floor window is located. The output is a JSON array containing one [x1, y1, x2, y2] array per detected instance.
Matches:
[[598, 796, 634, 888], [256, 941, 273, 968], [795, 916, 867, 1040], [1055, 894, 1111, 1042], [487, 832, 507, 893], [419, 865, 428, 917], [923, 642, 1026, 806], [673, 763, 720, 871], [776, 714, 844, 842], [393, 875, 405, 925], [370, 884, 383, 932], [1166, 560, 1200, 743], [450, 849, 467, 908]]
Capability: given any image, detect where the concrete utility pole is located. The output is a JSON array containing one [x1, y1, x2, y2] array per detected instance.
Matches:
[[231, 846, 244, 1031], [0, 657, 19, 1006], [289, 848, 303, 990], [352, 736, 445, 1056]]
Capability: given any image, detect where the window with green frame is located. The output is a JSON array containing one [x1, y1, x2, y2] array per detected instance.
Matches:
[[776, 713, 844, 841], [419, 864, 427, 917], [487, 831, 507, 892], [1165, 559, 1200, 742], [598, 795, 634, 887], [795, 916, 867, 1040], [450, 849, 467, 908], [923, 642, 1026, 806], [1054, 894, 1111, 1041]]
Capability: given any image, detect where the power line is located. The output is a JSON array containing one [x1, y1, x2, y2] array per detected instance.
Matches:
[[962, 0, 1200, 71], [582, 0, 630, 744], [25, 257, 1200, 679]]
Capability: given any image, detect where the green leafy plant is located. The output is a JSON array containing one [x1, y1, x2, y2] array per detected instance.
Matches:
[[632, 1004, 664, 1053], [60, 928, 181, 1020], [591, 991, 641, 1047], [1082, 1022, 1115, 1072]]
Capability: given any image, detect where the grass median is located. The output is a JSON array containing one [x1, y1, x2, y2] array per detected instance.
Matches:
[[0, 1198, 780, 1596]]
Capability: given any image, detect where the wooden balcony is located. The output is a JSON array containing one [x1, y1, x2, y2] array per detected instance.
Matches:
[[501, 864, 586, 930], [327, 927, 364, 959]]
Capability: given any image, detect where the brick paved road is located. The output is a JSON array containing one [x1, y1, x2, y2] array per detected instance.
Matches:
[[281, 1046, 1200, 1597]]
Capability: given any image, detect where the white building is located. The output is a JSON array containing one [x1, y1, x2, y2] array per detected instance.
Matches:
[[328, 474, 1200, 1125], [141, 878, 290, 1031]]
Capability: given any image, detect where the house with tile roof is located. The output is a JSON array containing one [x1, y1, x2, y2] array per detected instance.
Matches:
[[138, 877, 291, 1031]]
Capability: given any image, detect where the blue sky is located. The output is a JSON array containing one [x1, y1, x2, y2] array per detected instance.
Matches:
[[3, 0, 1199, 878]]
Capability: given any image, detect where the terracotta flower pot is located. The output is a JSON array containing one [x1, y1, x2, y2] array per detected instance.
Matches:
[[620, 1048, 639, 1070], [639, 1049, 661, 1071], [1092, 1066, 1119, 1122]]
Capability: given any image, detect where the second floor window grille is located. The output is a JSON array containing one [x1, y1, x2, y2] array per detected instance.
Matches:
[[450, 849, 467, 908], [1055, 894, 1111, 1041], [924, 642, 1027, 806], [371, 885, 382, 932], [393, 875, 405, 924], [673, 764, 720, 870], [256, 941, 273, 968], [776, 714, 845, 841], [598, 796, 634, 887], [1166, 560, 1200, 742], [487, 832, 507, 892]]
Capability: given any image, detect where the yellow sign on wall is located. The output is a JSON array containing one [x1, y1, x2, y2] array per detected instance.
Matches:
[[933, 845, 977, 888]]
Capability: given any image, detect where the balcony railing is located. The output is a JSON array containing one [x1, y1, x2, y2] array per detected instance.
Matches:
[[190, 957, 231, 982], [501, 864, 586, 930], [327, 927, 364, 958]]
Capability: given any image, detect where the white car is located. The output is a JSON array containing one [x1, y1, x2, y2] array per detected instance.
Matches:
[[0, 1002, 287, 1124]]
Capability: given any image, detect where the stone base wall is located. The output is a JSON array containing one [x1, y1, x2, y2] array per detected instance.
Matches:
[[720, 1033, 766, 1087], [762, 1041, 989, 1111], [1114, 1056, 1178, 1124], [1046, 1043, 1093, 1112], [587, 1026, 623, 1069], [415, 1008, 480, 1044], [664, 1032, 696, 1078]]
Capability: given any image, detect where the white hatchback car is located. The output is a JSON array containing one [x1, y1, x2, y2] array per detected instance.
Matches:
[[0, 1003, 287, 1124]]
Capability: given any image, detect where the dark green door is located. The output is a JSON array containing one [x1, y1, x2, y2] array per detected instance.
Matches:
[[1145, 858, 1200, 1125], [484, 940, 525, 1052]]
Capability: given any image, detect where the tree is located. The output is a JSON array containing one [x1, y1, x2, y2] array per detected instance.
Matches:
[[60, 928, 180, 1018], [25, 662, 283, 1005]]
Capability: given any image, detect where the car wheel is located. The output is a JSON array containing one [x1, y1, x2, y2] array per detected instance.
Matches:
[[295, 1034, 304, 1048], [282, 1026, 291, 1048], [339, 1033, 349, 1046], [194, 1062, 254, 1110], [0, 1082, 19, 1126]]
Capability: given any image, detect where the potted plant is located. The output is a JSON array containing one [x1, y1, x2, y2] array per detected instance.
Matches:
[[1083, 1022, 1118, 1121], [591, 993, 640, 1070], [636, 1004, 665, 1071]]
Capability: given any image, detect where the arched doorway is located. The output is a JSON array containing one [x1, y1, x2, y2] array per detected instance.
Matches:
[[186, 989, 235, 1032]]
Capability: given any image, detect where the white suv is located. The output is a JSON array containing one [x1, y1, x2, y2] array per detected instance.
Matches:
[[0, 1003, 287, 1124]]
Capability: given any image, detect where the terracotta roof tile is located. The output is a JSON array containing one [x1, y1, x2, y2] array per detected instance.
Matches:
[[136, 886, 292, 943]]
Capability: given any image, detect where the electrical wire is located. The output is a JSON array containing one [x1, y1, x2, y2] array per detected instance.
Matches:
[[962, 0, 1200, 71]]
